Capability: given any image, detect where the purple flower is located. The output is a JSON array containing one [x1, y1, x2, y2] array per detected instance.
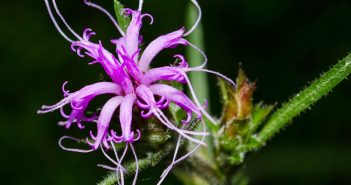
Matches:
[[40, 0, 235, 184]]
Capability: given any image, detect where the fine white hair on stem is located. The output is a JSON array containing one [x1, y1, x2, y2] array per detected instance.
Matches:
[[182, 74, 218, 125], [130, 143, 139, 185], [44, 0, 74, 43], [52, 0, 83, 40], [184, 0, 202, 36], [187, 41, 208, 69], [138, 0, 144, 11], [83, 0, 126, 36], [58, 136, 94, 153]]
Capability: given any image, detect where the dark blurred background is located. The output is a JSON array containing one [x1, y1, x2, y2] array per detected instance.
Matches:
[[1, 0, 351, 184]]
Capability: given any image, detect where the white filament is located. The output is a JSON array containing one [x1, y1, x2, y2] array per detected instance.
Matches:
[[184, 0, 202, 36], [130, 143, 139, 185], [44, 0, 74, 43], [154, 108, 208, 145], [58, 136, 94, 153], [84, 0, 125, 36], [183, 74, 218, 125], [52, 0, 83, 40], [187, 68, 236, 88], [138, 0, 144, 11], [158, 120, 207, 184], [110, 141, 123, 185], [187, 41, 208, 69]]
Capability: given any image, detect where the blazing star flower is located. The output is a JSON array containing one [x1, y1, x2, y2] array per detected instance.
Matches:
[[39, 0, 235, 184]]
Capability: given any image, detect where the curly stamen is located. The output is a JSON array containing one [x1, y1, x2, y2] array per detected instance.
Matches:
[[58, 136, 94, 153], [184, 0, 202, 37], [44, 0, 74, 43], [83, 0, 125, 36], [52, 0, 83, 40]]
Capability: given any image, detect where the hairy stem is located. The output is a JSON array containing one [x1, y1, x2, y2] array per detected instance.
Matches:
[[254, 53, 351, 146]]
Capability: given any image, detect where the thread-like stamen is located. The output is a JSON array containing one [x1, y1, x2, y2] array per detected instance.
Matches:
[[155, 109, 207, 145], [157, 109, 208, 136], [52, 0, 83, 40], [157, 129, 183, 185], [184, 0, 202, 36], [117, 144, 128, 185], [44, 0, 74, 42], [187, 68, 236, 88], [187, 42, 207, 69], [58, 136, 94, 153], [97, 164, 118, 171], [172, 119, 206, 165], [158, 120, 207, 184], [38, 97, 71, 114], [110, 141, 122, 185], [100, 145, 120, 167], [130, 143, 139, 185], [138, 0, 144, 11], [84, 0, 125, 36], [183, 74, 218, 125]]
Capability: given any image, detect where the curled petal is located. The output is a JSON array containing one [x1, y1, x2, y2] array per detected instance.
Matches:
[[174, 54, 189, 68], [141, 109, 153, 118], [158, 99, 170, 109], [110, 130, 125, 144], [181, 111, 193, 124], [141, 13, 153, 24], [133, 130, 141, 141], [82, 28, 96, 41], [136, 100, 150, 109], [61, 81, 70, 97], [90, 130, 97, 140]]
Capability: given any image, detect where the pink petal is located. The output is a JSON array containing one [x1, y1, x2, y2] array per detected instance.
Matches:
[[141, 66, 184, 85], [135, 85, 156, 105], [119, 94, 136, 142], [93, 96, 124, 150], [148, 84, 201, 118], [125, 10, 142, 58], [138, 28, 188, 72]]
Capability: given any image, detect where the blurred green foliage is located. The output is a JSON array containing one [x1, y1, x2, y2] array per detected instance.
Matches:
[[1, 0, 351, 185]]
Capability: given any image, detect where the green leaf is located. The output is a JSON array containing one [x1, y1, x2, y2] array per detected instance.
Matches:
[[113, 0, 131, 32], [251, 102, 275, 133]]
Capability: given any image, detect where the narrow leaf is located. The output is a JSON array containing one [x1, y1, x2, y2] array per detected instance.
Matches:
[[114, 0, 131, 32]]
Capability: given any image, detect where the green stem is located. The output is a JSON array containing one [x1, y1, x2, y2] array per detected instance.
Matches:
[[185, 3, 210, 107], [255, 53, 351, 146]]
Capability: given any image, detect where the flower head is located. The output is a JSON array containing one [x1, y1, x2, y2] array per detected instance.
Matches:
[[40, 0, 235, 184]]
